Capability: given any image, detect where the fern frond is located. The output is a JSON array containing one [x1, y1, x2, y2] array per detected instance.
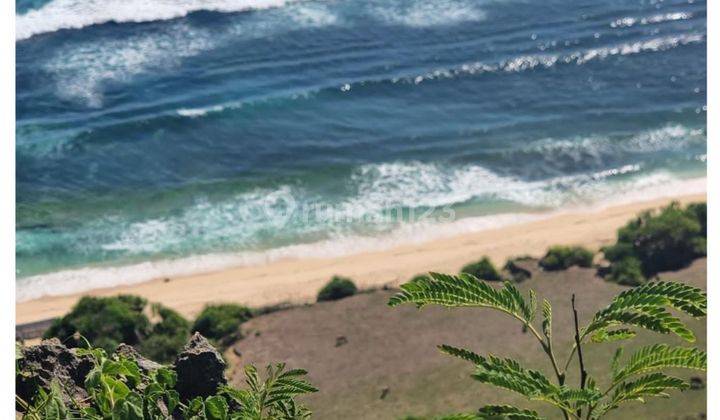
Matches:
[[596, 373, 688, 416], [541, 299, 552, 340], [584, 281, 705, 343], [477, 405, 544, 419], [389, 273, 536, 324], [590, 328, 636, 343], [439, 345, 485, 365], [613, 344, 706, 383], [609, 281, 706, 317]]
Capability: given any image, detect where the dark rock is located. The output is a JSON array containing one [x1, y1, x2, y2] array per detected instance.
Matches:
[[379, 386, 390, 400], [335, 336, 348, 347], [174, 332, 227, 400], [16, 338, 93, 405], [115, 343, 162, 373], [504, 258, 533, 283], [690, 376, 705, 390], [232, 344, 243, 357]]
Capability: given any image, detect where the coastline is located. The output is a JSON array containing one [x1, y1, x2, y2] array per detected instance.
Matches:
[[16, 189, 706, 325]]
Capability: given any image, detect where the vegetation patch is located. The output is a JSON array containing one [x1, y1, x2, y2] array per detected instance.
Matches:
[[317, 276, 358, 302], [603, 202, 706, 284], [192, 304, 253, 346], [538, 245, 594, 271], [460, 256, 503, 281]]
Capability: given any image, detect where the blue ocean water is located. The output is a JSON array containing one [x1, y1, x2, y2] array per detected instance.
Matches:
[[16, 0, 706, 299]]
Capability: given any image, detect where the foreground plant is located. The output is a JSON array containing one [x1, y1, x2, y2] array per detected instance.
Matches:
[[389, 273, 706, 419], [16, 344, 317, 419]]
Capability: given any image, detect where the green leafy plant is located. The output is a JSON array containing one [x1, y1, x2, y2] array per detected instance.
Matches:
[[317, 276, 358, 302], [602, 202, 706, 284], [192, 304, 253, 346], [389, 273, 706, 419], [539, 246, 594, 271], [45, 295, 190, 363], [17, 343, 317, 419], [460, 257, 503, 281]]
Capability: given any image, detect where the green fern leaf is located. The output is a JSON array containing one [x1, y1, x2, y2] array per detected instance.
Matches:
[[613, 344, 706, 383], [541, 299, 552, 340], [596, 373, 688, 415], [477, 405, 544, 419], [389, 273, 536, 324], [590, 328, 636, 343]]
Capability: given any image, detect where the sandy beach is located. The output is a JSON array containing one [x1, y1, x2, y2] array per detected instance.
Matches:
[[16, 192, 705, 324]]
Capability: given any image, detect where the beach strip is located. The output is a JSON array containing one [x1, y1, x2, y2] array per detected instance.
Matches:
[[16, 193, 705, 325]]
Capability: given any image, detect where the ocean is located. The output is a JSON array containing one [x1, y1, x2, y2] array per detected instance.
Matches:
[[16, 0, 706, 301]]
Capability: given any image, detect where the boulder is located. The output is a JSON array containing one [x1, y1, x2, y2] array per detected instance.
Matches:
[[115, 343, 162, 373], [16, 338, 93, 405], [174, 332, 227, 400]]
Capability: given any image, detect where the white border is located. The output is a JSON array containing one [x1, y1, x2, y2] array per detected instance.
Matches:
[[1, 0, 15, 415], [705, 0, 717, 417], [1, 1, 715, 418]]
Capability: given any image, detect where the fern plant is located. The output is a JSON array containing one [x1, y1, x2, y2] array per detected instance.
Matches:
[[16, 345, 317, 419], [388, 273, 706, 419]]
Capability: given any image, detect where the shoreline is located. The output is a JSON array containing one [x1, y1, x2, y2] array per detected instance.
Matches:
[[16, 190, 706, 325]]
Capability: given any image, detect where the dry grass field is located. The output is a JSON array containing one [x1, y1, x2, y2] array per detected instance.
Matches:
[[226, 259, 707, 420]]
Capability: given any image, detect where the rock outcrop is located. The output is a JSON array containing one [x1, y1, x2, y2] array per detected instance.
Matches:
[[174, 332, 228, 400], [16, 338, 93, 404]]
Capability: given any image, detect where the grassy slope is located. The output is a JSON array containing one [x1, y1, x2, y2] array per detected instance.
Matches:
[[225, 259, 707, 420]]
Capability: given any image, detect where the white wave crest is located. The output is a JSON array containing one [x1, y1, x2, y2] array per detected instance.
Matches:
[[16, 0, 299, 41], [610, 11, 693, 29], [372, 0, 486, 27]]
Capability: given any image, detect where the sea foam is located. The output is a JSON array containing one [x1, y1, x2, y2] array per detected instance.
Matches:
[[16, 0, 299, 41]]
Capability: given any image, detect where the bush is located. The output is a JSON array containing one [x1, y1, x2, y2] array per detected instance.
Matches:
[[138, 304, 190, 362], [539, 245, 594, 271], [503, 257, 532, 282], [460, 256, 502, 281], [44, 295, 150, 353], [602, 201, 706, 280], [192, 304, 253, 345], [317, 276, 358, 302], [607, 257, 645, 286], [44, 295, 190, 363]]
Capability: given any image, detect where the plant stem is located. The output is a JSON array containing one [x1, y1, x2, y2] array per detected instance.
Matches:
[[572, 294, 588, 418], [523, 321, 569, 419]]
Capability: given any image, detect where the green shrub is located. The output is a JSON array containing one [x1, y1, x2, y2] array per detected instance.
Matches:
[[317, 276, 358, 302], [137, 304, 190, 362], [192, 304, 253, 345], [539, 245, 594, 271], [460, 256, 502, 281], [503, 257, 532, 282], [602, 202, 706, 280], [44, 295, 190, 363], [607, 257, 645, 286], [44, 295, 150, 353]]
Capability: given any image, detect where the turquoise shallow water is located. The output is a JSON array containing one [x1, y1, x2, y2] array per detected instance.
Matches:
[[16, 0, 706, 296]]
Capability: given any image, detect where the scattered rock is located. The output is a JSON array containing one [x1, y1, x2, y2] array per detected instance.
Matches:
[[174, 332, 227, 400], [232, 344, 243, 357], [335, 336, 348, 347], [16, 338, 93, 405], [690, 376, 705, 390], [115, 343, 162, 373], [255, 331, 261, 337], [380, 386, 390, 400], [163, 277, 171, 283]]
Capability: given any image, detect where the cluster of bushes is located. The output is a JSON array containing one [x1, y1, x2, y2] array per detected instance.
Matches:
[[45, 296, 253, 363], [460, 256, 503, 281], [317, 275, 357, 302], [539, 245, 594, 271], [602, 201, 706, 285]]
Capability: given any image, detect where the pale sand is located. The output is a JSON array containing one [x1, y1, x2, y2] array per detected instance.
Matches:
[[16, 193, 705, 324]]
